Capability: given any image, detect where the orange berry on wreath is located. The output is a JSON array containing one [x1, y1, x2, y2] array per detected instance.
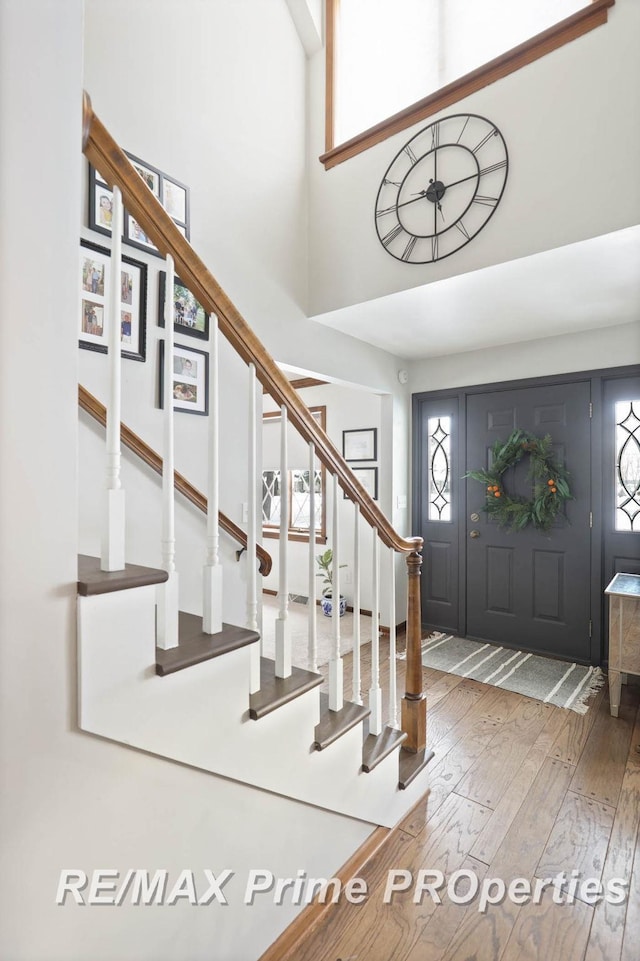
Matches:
[[494, 491, 501, 498], [551, 487, 557, 493], [547, 479, 555, 486]]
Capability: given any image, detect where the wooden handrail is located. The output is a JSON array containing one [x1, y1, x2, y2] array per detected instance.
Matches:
[[82, 93, 422, 558], [78, 384, 272, 577]]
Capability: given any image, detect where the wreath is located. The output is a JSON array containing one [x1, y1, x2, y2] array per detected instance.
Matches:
[[466, 428, 572, 532]]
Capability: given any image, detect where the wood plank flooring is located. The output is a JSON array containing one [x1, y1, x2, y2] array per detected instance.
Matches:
[[292, 639, 640, 961]]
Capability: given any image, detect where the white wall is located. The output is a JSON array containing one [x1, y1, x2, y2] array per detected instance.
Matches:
[[307, 0, 640, 316], [408, 321, 640, 392], [0, 4, 375, 960]]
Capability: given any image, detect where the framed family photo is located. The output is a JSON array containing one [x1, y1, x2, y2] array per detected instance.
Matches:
[[88, 167, 119, 239], [158, 342, 209, 416], [162, 176, 189, 227], [158, 271, 209, 340], [342, 428, 378, 462], [345, 466, 378, 500], [127, 152, 161, 198], [87, 151, 190, 258], [79, 240, 147, 362]]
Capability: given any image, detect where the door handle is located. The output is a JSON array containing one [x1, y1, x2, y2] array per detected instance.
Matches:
[[469, 530, 480, 539]]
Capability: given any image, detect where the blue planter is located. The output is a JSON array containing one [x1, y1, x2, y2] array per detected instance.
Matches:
[[321, 594, 347, 618]]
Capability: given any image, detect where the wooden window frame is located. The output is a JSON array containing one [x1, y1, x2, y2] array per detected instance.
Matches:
[[322, 0, 614, 170], [262, 406, 328, 544]]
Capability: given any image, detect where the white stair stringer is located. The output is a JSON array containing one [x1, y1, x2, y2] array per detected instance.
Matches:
[[78, 586, 431, 827]]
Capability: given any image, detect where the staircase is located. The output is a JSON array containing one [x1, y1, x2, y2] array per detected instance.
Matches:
[[77, 92, 434, 829]]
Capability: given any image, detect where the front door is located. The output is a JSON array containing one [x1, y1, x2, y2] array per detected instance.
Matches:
[[465, 382, 592, 662], [466, 383, 591, 661]]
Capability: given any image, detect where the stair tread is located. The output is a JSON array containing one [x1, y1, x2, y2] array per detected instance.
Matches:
[[313, 693, 371, 751], [250, 657, 323, 720], [362, 724, 407, 773], [156, 612, 259, 676], [398, 746, 436, 790], [78, 554, 168, 596]]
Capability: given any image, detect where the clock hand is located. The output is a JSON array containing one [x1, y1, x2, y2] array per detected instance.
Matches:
[[442, 171, 479, 191], [394, 191, 429, 211]]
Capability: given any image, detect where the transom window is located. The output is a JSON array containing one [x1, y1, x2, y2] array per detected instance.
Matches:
[[324, 0, 613, 167]]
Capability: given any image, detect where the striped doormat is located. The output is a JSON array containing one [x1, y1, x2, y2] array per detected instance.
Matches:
[[405, 634, 605, 714]]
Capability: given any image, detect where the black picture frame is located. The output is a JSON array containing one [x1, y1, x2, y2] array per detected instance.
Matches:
[[345, 466, 378, 500], [158, 341, 209, 416], [79, 239, 147, 362], [87, 151, 190, 258], [158, 271, 209, 341], [342, 428, 378, 462]]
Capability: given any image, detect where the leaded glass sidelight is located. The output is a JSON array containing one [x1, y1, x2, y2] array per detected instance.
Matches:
[[262, 470, 281, 526], [615, 400, 640, 531], [427, 416, 452, 521], [290, 469, 323, 532]]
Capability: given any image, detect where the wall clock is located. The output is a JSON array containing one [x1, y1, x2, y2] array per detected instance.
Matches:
[[374, 113, 508, 264]]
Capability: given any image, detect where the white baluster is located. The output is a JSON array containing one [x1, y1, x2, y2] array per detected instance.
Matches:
[[157, 254, 179, 650], [247, 364, 260, 693], [352, 503, 362, 704], [203, 314, 222, 634], [275, 406, 292, 678], [329, 473, 343, 712], [369, 530, 382, 734], [388, 547, 398, 728], [308, 443, 318, 672], [101, 185, 125, 572]]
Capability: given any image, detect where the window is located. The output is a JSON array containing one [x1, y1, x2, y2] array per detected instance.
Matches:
[[262, 407, 327, 542], [323, 0, 614, 168], [615, 400, 640, 532]]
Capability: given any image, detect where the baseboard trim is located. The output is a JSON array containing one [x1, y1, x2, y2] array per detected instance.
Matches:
[[256, 825, 389, 961]]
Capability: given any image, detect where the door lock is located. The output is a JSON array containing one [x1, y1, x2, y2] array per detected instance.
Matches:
[[470, 530, 480, 538], [470, 512, 480, 522]]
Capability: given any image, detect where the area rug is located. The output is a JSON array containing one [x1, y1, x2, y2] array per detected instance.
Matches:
[[403, 633, 605, 714], [261, 593, 373, 669]]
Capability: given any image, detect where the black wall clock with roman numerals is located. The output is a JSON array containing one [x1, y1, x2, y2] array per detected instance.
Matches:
[[374, 113, 508, 264]]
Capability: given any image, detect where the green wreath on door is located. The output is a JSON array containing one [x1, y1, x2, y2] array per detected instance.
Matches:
[[465, 428, 572, 532]]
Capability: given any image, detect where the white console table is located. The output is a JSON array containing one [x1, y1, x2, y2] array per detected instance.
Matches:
[[605, 572, 640, 717]]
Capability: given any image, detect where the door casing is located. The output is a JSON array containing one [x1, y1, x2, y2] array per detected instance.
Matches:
[[412, 364, 640, 665]]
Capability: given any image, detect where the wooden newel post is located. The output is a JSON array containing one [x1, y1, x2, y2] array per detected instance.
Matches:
[[401, 548, 427, 753]]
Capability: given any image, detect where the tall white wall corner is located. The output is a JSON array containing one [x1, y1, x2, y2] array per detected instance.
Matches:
[[101, 487, 125, 572], [156, 571, 179, 650], [202, 563, 223, 635]]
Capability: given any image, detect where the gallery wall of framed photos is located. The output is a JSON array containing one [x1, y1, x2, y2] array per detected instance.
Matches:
[[88, 151, 190, 256], [81, 150, 212, 418]]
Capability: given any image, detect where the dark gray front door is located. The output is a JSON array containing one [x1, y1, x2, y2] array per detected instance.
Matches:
[[466, 381, 592, 661]]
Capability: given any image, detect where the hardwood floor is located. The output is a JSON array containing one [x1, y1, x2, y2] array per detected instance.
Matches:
[[294, 640, 640, 961]]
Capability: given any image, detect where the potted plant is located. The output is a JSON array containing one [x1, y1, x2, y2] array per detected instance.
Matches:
[[316, 548, 347, 618]]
